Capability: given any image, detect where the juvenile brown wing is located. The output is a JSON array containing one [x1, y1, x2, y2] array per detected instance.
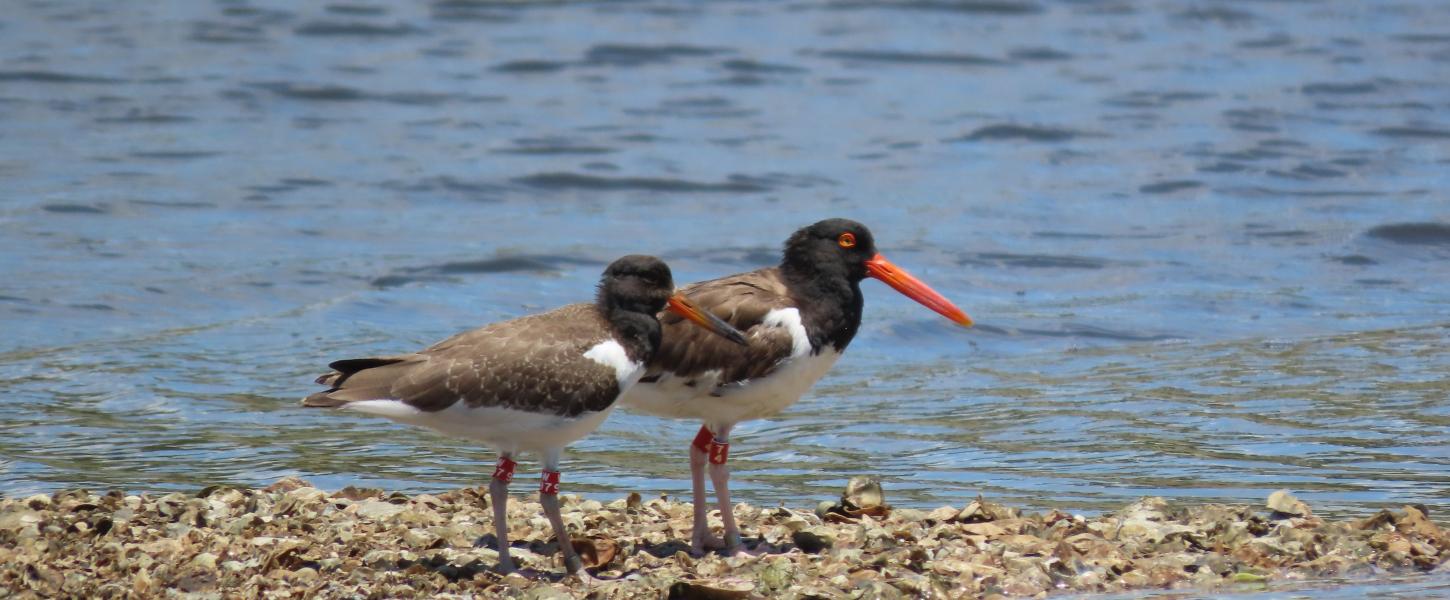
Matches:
[[304, 304, 624, 417], [648, 267, 798, 385]]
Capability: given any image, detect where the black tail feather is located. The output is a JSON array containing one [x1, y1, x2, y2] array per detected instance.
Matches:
[[328, 357, 404, 374]]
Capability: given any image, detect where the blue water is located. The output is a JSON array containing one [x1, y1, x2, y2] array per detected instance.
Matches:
[[2, 1, 1449, 596]]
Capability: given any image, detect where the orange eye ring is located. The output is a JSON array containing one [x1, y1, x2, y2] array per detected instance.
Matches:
[[838, 232, 856, 248]]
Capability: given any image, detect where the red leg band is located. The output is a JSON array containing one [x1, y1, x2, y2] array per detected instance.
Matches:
[[539, 470, 561, 495], [692, 425, 713, 455], [492, 457, 516, 484], [709, 439, 729, 465]]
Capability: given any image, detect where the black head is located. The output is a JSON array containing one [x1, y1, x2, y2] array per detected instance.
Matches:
[[780, 218, 878, 281], [597, 254, 675, 316], [779, 218, 974, 327]]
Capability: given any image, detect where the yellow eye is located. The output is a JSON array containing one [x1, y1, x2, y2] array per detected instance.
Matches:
[[838, 232, 856, 248]]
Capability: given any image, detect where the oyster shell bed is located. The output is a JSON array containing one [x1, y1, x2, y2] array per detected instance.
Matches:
[[2, 477, 1446, 599]]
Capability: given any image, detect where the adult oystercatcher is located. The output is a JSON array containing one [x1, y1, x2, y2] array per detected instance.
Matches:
[[302, 255, 747, 575], [621, 219, 972, 553]]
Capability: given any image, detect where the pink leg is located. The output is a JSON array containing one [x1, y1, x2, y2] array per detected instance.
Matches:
[[689, 439, 725, 553], [701, 424, 744, 552], [489, 455, 516, 573], [538, 450, 591, 579]]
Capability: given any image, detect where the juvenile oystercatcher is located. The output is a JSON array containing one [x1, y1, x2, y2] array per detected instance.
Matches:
[[621, 219, 972, 553], [302, 255, 747, 576]]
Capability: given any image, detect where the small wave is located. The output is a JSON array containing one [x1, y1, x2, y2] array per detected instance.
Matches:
[[293, 21, 420, 37], [251, 82, 482, 105], [130, 200, 217, 209], [626, 96, 758, 119], [378, 176, 506, 201], [950, 124, 1084, 143], [372, 255, 600, 289], [827, 1, 1043, 15], [1008, 47, 1074, 61], [0, 71, 124, 84], [1238, 34, 1294, 49], [720, 59, 807, 74], [1301, 81, 1380, 95], [1221, 187, 1387, 198], [1103, 90, 1214, 108], [43, 204, 109, 214], [1198, 162, 1249, 173], [326, 4, 388, 16], [961, 252, 1118, 270], [492, 145, 614, 156], [1246, 229, 1313, 240], [190, 22, 267, 44], [1365, 223, 1450, 246], [511, 172, 772, 193], [1222, 108, 1283, 134], [815, 49, 1004, 67], [130, 151, 223, 160], [583, 44, 725, 67], [1331, 255, 1378, 266], [1395, 33, 1450, 44], [1174, 6, 1255, 24], [1271, 163, 1348, 180], [1372, 125, 1450, 140], [1032, 231, 1166, 241], [1139, 180, 1204, 194], [95, 112, 195, 124], [491, 60, 570, 73], [970, 322, 1180, 342]]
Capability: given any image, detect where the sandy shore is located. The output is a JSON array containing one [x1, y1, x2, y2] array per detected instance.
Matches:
[[2, 477, 1446, 598]]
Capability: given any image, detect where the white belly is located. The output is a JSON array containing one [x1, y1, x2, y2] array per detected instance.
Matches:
[[623, 349, 840, 424], [622, 307, 840, 425], [343, 400, 616, 455]]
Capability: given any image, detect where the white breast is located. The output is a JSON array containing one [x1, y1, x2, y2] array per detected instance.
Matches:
[[622, 307, 841, 424], [584, 339, 645, 387]]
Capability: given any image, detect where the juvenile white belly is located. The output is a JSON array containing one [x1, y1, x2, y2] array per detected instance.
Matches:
[[344, 400, 615, 455]]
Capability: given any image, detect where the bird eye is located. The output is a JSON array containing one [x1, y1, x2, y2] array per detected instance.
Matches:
[[838, 232, 856, 248]]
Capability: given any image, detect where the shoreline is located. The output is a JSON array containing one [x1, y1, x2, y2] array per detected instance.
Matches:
[[2, 477, 1446, 598]]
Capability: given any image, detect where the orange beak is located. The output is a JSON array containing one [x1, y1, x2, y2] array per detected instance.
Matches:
[[667, 293, 750, 346], [864, 253, 974, 327]]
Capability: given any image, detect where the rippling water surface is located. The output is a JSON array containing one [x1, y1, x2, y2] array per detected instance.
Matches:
[[3, 0, 1449, 595]]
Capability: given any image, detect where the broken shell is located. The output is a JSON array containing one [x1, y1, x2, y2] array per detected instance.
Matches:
[[1266, 490, 1311, 518], [571, 537, 618, 568], [668, 578, 756, 599], [842, 475, 885, 510]]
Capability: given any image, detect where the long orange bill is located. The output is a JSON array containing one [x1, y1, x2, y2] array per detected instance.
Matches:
[[864, 253, 974, 327], [667, 293, 750, 346]]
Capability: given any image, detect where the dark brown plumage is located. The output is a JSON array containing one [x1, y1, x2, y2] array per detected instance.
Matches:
[[303, 304, 626, 417], [645, 268, 797, 386]]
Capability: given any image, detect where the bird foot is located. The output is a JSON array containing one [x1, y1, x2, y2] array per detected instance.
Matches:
[[493, 558, 517, 575], [690, 531, 729, 555]]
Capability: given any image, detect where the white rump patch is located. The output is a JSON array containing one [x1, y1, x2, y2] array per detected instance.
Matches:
[[584, 339, 645, 386]]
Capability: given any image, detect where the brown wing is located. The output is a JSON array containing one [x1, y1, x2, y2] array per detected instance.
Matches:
[[304, 304, 624, 417], [648, 267, 798, 384]]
